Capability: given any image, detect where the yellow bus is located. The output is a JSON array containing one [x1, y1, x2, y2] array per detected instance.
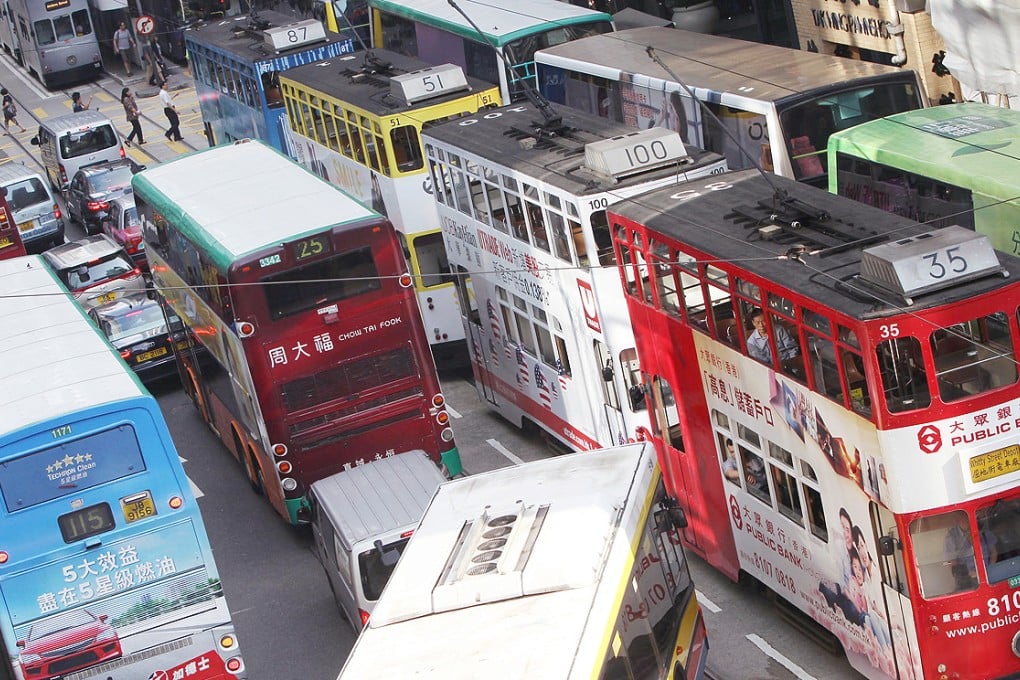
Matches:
[[280, 50, 500, 365]]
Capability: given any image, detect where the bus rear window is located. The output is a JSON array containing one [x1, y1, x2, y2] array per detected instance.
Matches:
[[0, 425, 146, 511], [262, 246, 382, 320]]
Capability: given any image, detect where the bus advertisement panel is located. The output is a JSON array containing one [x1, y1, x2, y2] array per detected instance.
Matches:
[[0, 256, 243, 680]]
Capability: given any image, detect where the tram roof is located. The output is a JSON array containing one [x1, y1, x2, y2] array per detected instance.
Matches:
[[536, 26, 915, 105], [369, 0, 611, 44], [0, 256, 144, 439], [278, 49, 499, 117], [131, 140, 377, 269], [183, 10, 350, 63], [610, 170, 1020, 320], [422, 101, 725, 196]]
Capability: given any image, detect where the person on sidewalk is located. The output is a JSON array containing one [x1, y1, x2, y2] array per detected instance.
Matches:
[[113, 22, 135, 76], [71, 92, 92, 112], [159, 81, 182, 141], [121, 87, 144, 146], [1, 89, 26, 134], [142, 39, 167, 86]]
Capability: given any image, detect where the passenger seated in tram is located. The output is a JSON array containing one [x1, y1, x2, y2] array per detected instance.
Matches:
[[746, 308, 799, 366]]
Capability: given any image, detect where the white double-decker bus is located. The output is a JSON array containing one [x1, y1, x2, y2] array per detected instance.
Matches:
[[423, 101, 726, 450]]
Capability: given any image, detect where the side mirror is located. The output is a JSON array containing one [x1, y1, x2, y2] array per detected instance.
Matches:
[[30, 136, 39, 146], [602, 364, 614, 382], [878, 535, 898, 556], [654, 497, 688, 532]]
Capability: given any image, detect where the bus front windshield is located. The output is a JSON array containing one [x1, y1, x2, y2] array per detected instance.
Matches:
[[779, 82, 920, 183]]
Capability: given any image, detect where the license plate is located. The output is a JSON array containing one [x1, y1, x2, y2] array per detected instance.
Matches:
[[0, 237, 11, 249], [175, 340, 189, 352], [136, 346, 169, 363], [16, 220, 36, 233], [95, 291, 117, 305], [969, 444, 1020, 484], [120, 491, 156, 523]]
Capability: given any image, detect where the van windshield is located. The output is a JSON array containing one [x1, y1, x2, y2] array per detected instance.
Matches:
[[6, 178, 49, 212], [60, 126, 118, 159]]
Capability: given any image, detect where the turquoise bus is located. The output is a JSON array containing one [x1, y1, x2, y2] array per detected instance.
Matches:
[[0, 256, 244, 680], [827, 102, 1020, 255]]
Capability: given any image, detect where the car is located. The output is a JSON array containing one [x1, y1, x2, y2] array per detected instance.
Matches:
[[17, 608, 122, 680], [42, 234, 146, 309], [65, 158, 143, 235], [0, 163, 64, 253], [100, 194, 146, 270], [88, 292, 199, 383]]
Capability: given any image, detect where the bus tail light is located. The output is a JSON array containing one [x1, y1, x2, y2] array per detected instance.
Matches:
[[272, 443, 288, 457], [168, 496, 184, 509], [120, 349, 132, 360], [436, 411, 449, 426], [219, 634, 236, 649], [236, 320, 255, 338], [281, 477, 298, 492], [431, 393, 445, 408], [359, 609, 370, 627], [441, 427, 454, 442], [277, 460, 293, 475], [398, 273, 413, 287], [0, 551, 8, 564], [226, 656, 243, 673]]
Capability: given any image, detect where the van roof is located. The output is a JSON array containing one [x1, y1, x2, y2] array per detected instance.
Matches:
[[43, 109, 113, 132], [0, 162, 45, 185], [311, 450, 445, 550]]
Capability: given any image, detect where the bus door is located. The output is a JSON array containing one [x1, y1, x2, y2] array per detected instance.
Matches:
[[871, 501, 923, 679], [455, 265, 496, 405], [594, 339, 626, 445]]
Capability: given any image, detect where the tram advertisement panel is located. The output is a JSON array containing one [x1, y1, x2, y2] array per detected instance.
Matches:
[[692, 332, 904, 678]]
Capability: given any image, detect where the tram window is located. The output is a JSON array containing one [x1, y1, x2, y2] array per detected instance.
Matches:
[[807, 331, 844, 404], [976, 499, 1020, 584], [34, 20, 56, 46], [877, 336, 930, 412], [736, 277, 761, 302], [933, 313, 1016, 402], [497, 287, 520, 346], [802, 483, 827, 541], [411, 233, 452, 288], [72, 10, 92, 36], [53, 14, 75, 41], [554, 330, 572, 377], [634, 249, 653, 305], [547, 211, 571, 263], [768, 443, 803, 525], [590, 210, 614, 266], [450, 168, 472, 217], [533, 308, 557, 367], [262, 72, 283, 107], [910, 510, 979, 598], [390, 125, 422, 171], [620, 348, 647, 413], [739, 446, 770, 503], [485, 180, 508, 234], [652, 258, 680, 319], [651, 377, 681, 447], [526, 201, 550, 253], [512, 294, 536, 355]]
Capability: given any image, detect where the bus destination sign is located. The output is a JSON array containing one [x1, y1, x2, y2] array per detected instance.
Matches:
[[969, 443, 1020, 484]]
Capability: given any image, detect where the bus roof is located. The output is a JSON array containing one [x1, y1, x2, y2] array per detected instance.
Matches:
[[536, 26, 915, 106], [610, 170, 1020, 320], [342, 442, 655, 678], [183, 10, 350, 63], [368, 0, 612, 45], [278, 49, 500, 117], [422, 101, 724, 195], [131, 140, 378, 269], [0, 256, 144, 439], [827, 102, 1020, 198]]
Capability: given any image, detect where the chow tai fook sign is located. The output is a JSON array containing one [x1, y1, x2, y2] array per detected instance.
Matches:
[[806, 0, 898, 52]]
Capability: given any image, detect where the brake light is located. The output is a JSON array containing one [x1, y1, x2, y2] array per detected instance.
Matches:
[[53, 204, 61, 220], [359, 610, 370, 627], [59, 165, 67, 185], [86, 200, 108, 212], [119, 146, 125, 159], [120, 349, 131, 359]]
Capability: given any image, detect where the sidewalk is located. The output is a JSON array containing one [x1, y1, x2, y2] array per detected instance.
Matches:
[[101, 49, 193, 99]]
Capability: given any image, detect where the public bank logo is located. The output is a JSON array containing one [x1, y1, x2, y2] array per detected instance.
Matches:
[[917, 424, 942, 454]]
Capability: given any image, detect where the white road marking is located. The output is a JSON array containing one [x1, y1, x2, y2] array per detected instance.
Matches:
[[486, 438, 524, 465], [695, 589, 721, 613], [746, 634, 816, 680], [445, 404, 462, 419]]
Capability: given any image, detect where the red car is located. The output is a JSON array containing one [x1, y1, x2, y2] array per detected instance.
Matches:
[[17, 609, 122, 679]]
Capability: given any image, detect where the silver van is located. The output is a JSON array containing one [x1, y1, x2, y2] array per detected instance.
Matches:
[[42, 234, 146, 309], [31, 110, 124, 192], [0, 164, 64, 253], [309, 450, 447, 631]]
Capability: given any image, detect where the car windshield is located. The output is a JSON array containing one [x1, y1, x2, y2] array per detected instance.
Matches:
[[65, 253, 134, 290], [100, 302, 167, 341], [90, 166, 134, 194], [28, 609, 95, 639], [6, 178, 49, 211]]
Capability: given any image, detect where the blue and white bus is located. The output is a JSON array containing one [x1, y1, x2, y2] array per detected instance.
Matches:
[[0, 256, 245, 680], [186, 10, 354, 154]]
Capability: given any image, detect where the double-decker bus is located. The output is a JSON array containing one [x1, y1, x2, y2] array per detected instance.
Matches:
[[279, 50, 501, 366], [610, 168, 1020, 679], [185, 10, 354, 154], [134, 140, 461, 525], [368, 0, 612, 104], [535, 26, 925, 188], [0, 256, 244, 680], [827, 102, 1020, 256], [1, 0, 101, 88], [423, 101, 726, 451], [338, 441, 708, 680]]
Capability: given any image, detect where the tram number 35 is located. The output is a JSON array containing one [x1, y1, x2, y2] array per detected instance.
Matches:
[[923, 246, 968, 280]]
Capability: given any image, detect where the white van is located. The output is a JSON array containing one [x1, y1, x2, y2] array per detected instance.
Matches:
[[31, 110, 124, 191], [0, 163, 64, 253], [309, 450, 447, 631]]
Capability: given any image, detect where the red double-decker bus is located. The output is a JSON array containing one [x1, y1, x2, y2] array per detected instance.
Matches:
[[134, 140, 461, 524], [610, 169, 1020, 679]]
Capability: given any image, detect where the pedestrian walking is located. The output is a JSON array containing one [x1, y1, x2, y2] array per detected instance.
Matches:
[[113, 22, 135, 76], [1, 89, 25, 134], [159, 81, 182, 141], [71, 92, 92, 112], [143, 39, 168, 86], [121, 87, 144, 146]]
